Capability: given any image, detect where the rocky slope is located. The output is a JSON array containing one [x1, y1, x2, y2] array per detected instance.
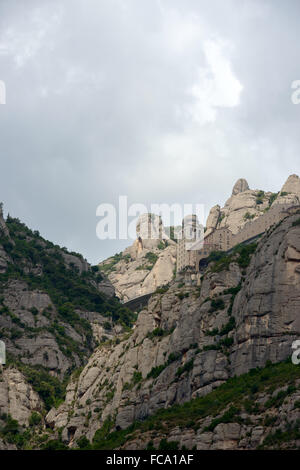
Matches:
[[45, 207, 300, 449], [107, 361, 300, 450], [0, 206, 139, 448], [0, 211, 137, 377]]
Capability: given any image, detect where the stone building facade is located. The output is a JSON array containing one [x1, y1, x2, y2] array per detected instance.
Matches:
[[177, 203, 299, 273], [176, 215, 203, 272]]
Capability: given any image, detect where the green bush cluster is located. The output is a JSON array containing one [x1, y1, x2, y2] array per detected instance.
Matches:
[[155, 285, 169, 294], [29, 412, 42, 427], [176, 291, 189, 300], [268, 192, 279, 206], [147, 352, 182, 379], [175, 359, 194, 377], [159, 438, 179, 450], [209, 298, 225, 313], [203, 336, 234, 351], [147, 327, 174, 340], [207, 243, 257, 273], [243, 212, 255, 221], [204, 405, 240, 432], [98, 252, 123, 274], [256, 190, 265, 205], [219, 316, 235, 336], [145, 252, 158, 265], [85, 359, 300, 450], [0, 414, 33, 448], [1, 217, 136, 329], [292, 218, 300, 227]]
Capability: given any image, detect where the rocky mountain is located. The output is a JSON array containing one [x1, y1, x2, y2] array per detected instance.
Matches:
[[99, 218, 177, 301], [0, 211, 136, 374], [0, 206, 137, 449], [44, 205, 300, 450], [99, 175, 300, 302], [206, 174, 300, 236], [1, 176, 300, 450]]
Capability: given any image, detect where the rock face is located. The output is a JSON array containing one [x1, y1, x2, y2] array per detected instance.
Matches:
[[120, 380, 300, 450], [281, 174, 300, 196], [0, 204, 9, 238], [272, 174, 300, 207], [208, 175, 300, 235], [0, 277, 117, 377], [0, 367, 43, 426], [218, 180, 270, 234], [0, 206, 10, 273], [232, 178, 250, 195], [99, 215, 177, 301], [46, 210, 300, 447], [231, 220, 300, 374], [205, 204, 220, 236], [0, 214, 122, 378]]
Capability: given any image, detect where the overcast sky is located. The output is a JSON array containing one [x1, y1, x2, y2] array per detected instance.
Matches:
[[0, 0, 299, 264]]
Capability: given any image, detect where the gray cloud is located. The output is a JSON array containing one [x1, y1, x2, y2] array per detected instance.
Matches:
[[0, 0, 299, 263]]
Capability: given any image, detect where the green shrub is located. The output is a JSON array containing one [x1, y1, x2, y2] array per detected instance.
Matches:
[[204, 406, 240, 432], [209, 298, 225, 312], [292, 218, 300, 227], [1, 218, 136, 329], [147, 352, 182, 379], [145, 252, 158, 265], [87, 360, 300, 450], [103, 321, 112, 331], [147, 328, 164, 339], [76, 436, 91, 449], [147, 327, 174, 340], [159, 439, 179, 450], [155, 285, 169, 294], [205, 328, 219, 336], [1, 415, 19, 436], [268, 192, 278, 206], [176, 359, 194, 377], [219, 317, 236, 336], [220, 336, 234, 347], [29, 412, 42, 426], [256, 190, 265, 205], [132, 371, 142, 384], [244, 212, 255, 221], [42, 439, 68, 450], [147, 364, 166, 379]]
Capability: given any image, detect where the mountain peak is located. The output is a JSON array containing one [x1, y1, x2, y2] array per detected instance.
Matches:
[[281, 174, 300, 195], [232, 178, 250, 196]]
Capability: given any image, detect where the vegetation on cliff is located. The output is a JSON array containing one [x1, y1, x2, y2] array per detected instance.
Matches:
[[88, 359, 300, 450]]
